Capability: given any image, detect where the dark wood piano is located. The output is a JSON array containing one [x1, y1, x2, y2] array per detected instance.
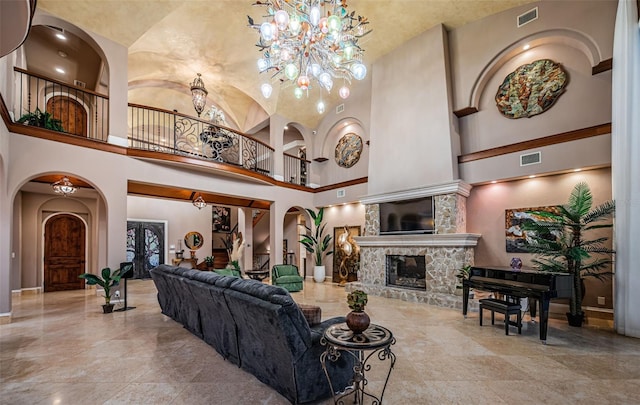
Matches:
[[463, 266, 572, 343]]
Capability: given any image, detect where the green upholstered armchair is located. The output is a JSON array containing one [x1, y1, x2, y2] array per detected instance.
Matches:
[[214, 268, 241, 277], [271, 264, 304, 292]]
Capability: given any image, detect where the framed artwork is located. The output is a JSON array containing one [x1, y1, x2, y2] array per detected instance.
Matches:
[[495, 59, 567, 119], [334, 133, 363, 168], [505, 206, 559, 253], [283, 239, 288, 263], [212, 206, 231, 232], [333, 226, 361, 284]]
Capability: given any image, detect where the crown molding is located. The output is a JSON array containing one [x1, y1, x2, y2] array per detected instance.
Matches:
[[361, 180, 472, 204]]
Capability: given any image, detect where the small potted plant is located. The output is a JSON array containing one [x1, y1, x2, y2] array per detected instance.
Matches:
[[17, 108, 64, 132], [79, 267, 126, 313], [455, 265, 471, 292], [346, 289, 369, 333], [204, 256, 215, 270]]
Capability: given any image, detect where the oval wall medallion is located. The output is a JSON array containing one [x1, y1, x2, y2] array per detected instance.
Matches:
[[335, 133, 363, 168], [495, 59, 568, 119]]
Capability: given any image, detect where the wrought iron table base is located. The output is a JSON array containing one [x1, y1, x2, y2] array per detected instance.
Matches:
[[321, 323, 396, 404]]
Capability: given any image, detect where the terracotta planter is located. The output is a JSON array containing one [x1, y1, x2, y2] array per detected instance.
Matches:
[[346, 310, 370, 334], [102, 304, 114, 314]]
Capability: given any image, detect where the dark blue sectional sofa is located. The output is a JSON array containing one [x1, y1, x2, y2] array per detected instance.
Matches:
[[149, 264, 353, 404]]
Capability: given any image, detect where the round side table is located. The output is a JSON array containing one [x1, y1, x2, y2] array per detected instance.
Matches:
[[320, 323, 396, 404]]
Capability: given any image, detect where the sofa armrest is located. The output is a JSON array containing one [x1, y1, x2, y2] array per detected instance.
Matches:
[[309, 316, 346, 345]]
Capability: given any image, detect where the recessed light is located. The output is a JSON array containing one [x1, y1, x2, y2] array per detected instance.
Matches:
[[55, 33, 67, 40], [523, 44, 530, 50], [491, 180, 497, 184], [574, 168, 582, 172], [55, 67, 65, 74], [529, 175, 536, 178], [57, 50, 67, 58]]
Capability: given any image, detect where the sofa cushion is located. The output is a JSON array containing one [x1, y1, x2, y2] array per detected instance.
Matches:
[[228, 278, 289, 301], [297, 304, 322, 326]]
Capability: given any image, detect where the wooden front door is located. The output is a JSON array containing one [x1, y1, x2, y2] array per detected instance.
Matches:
[[46, 96, 87, 136], [44, 214, 86, 292]]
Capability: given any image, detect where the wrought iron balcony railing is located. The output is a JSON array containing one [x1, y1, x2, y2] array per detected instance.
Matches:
[[128, 104, 274, 177], [13, 67, 109, 141], [284, 152, 310, 186], [10, 68, 293, 182]]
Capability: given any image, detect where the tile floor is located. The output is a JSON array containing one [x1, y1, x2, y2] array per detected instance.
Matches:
[[1, 278, 640, 404]]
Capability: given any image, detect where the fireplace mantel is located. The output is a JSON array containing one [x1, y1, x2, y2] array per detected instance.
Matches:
[[355, 233, 481, 247]]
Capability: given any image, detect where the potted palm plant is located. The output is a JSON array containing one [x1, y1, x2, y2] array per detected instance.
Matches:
[[79, 267, 127, 313], [523, 182, 615, 326], [300, 207, 333, 283]]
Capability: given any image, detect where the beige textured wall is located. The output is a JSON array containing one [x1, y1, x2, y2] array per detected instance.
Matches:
[[467, 167, 613, 308], [448, 0, 616, 112], [368, 24, 458, 195], [459, 44, 612, 153]]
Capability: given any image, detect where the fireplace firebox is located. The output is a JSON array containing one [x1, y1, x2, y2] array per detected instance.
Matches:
[[386, 255, 426, 290]]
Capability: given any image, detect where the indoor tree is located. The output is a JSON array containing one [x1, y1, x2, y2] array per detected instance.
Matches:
[[523, 182, 615, 326]]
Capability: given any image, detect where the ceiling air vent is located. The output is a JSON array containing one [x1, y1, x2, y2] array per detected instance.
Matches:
[[337, 189, 346, 198], [517, 7, 538, 28], [520, 151, 541, 166], [74, 79, 86, 88], [336, 104, 345, 114]]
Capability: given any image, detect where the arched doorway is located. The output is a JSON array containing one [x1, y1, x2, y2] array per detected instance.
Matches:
[[44, 213, 86, 292], [47, 96, 87, 136]]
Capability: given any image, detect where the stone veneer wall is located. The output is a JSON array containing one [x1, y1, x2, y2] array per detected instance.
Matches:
[[364, 203, 379, 236], [434, 193, 467, 234]]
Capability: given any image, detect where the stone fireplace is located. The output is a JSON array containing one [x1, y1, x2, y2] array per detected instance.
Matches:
[[348, 181, 481, 310], [386, 254, 426, 290]]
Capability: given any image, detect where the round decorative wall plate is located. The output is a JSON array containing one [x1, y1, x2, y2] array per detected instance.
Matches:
[[495, 59, 567, 119], [335, 133, 363, 168]]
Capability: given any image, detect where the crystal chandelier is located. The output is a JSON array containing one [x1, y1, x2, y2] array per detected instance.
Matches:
[[51, 176, 77, 196], [190, 73, 208, 117], [250, 0, 371, 106], [192, 195, 207, 209]]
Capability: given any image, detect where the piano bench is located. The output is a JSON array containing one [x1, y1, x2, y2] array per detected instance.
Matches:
[[479, 298, 522, 335]]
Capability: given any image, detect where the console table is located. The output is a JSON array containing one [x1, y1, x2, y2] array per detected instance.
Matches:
[[321, 323, 396, 404]]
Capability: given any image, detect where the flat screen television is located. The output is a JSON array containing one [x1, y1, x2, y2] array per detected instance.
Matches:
[[379, 197, 435, 234]]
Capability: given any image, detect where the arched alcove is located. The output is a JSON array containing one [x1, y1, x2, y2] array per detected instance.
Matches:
[[11, 172, 106, 294], [468, 28, 604, 111]]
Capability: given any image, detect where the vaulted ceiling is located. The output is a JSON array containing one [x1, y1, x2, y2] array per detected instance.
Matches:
[[37, 0, 535, 130]]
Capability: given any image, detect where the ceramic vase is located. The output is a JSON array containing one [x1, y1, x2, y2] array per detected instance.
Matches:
[[314, 265, 326, 283], [346, 310, 370, 334]]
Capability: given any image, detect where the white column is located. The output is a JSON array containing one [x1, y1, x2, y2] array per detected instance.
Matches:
[[239, 208, 253, 271], [612, 0, 640, 338], [269, 202, 284, 269], [270, 114, 287, 181]]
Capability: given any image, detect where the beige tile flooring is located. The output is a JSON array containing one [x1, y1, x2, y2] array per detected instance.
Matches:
[[2, 278, 640, 405]]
